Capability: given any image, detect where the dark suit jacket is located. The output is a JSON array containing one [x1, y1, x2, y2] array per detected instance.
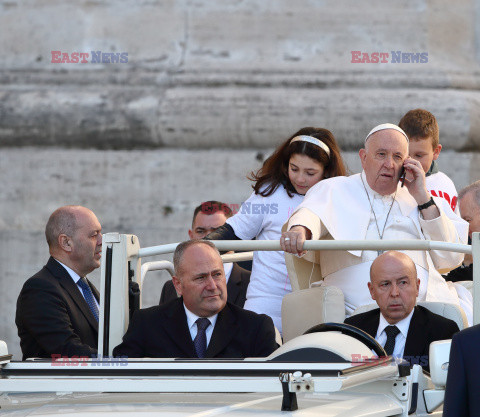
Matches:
[[113, 298, 277, 358], [443, 324, 480, 417], [444, 263, 472, 282], [344, 306, 459, 370], [15, 257, 99, 360], [159, 263, 250, 308]]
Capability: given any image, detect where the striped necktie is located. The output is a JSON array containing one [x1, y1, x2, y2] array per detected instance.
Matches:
[[78, 277, 99, 322], [194, 318, 211, 358]]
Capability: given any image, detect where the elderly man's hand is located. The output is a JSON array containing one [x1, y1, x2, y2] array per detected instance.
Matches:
[[281, 226, 311, 256], [403, 157, 429, 203], [403, 157, 440, 219]]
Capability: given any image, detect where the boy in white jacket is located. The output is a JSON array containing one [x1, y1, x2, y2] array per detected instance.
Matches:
[[399, 108, 459, 214]]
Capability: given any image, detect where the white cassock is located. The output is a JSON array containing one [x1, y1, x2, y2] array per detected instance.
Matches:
[[286, 171, 472, 324]]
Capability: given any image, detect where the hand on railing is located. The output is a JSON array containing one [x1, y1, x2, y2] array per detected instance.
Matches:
[[281, 226, 311, 256]]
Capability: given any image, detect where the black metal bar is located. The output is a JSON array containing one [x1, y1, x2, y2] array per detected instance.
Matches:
[[408, 382, 418, 414], [102, 246, 113, 357], [279, 373, 298, 411]]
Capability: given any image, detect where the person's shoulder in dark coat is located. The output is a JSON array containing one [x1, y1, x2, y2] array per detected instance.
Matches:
[[113, 298, 277, 359], [345, 305, 459, 337], [444, 324, 480, 417], [16, 257, 99, 360], [444, 263, 473, 282], [344, 305, 459, 371]]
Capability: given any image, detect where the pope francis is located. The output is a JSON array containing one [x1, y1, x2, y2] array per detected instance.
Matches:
[[281, 123, 471, 323]]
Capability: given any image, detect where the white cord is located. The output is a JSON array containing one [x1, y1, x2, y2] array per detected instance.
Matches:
[[308, 261, 316, 287]]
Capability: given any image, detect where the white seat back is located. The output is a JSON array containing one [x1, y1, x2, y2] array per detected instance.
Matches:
[[284, 251, 322, 291], [281, 286, 345, 343], [274, 327, 283, 346], [351, 301, 468, 330]]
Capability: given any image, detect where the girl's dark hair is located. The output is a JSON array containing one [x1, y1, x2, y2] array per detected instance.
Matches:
[[249, 127, 346, 197]]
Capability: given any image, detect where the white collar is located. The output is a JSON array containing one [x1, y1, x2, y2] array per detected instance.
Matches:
[[377, 307, 415, 339], [184, 304, 218, 330], [361, 170, 397, 201], [361, 171, 417, 216], [54, 258, 82, 284]]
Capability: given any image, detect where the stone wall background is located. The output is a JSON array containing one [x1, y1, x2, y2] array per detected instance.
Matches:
[[1, 0, 480, 359]]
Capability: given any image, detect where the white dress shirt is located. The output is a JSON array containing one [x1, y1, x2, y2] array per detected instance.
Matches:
[[184, 305, 218, 347], [55, 258, 99, 309], [375, 309, 414, 359]]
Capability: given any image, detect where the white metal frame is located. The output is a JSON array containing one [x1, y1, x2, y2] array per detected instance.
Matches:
[[140, 252, 254, 283], [0, 374, 397, 395], [0, 360, 395, 393], [98, 233, 478, 357]]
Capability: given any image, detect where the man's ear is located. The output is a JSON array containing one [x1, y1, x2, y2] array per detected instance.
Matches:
[[172, 275, 183, 296], [432, 144, 442, 160], [58, 234, 72, 252], [188, 229, 194, 240], [368, 281, 376, 300], [416, 278, 420, 296], [359, 148, 367, 168]]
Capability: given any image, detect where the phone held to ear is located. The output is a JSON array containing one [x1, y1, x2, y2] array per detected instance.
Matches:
[[400, 167, 406, 187]]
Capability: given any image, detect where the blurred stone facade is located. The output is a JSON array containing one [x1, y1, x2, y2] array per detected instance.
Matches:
[[1, 0, 479, 359]]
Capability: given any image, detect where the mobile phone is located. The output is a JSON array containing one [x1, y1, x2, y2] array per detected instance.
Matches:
[[400, 166, 406, 187]]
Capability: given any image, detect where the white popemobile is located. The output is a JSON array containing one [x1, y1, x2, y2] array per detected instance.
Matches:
[[0, 233, 479, 416]]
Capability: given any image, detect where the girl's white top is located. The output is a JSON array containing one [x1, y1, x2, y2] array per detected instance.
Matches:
[[226, 185, 303, 333]]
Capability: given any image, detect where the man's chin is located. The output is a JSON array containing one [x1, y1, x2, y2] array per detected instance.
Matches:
[[374, 181, 397, 195], [386, 308, 406, 321], [202, 298, 225, 313]]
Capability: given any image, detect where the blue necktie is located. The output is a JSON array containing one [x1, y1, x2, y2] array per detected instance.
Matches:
[[194, 318, 211, 358], [78, 277, 99, 322]]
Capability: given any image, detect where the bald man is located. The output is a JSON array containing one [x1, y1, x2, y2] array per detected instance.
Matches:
[[16, 206, 102, 360], [345, 251, 459, 370]]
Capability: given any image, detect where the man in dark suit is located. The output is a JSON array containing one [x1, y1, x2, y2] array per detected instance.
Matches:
[[16, 206, 102, 360], [114, 240, 277, 358], [443, 324, 480, 416], [160, 201, 250, 307], [345, 251, 459, 370]]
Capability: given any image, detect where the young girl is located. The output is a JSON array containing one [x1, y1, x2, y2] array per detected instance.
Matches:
[[207, 127, 346, 333]]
